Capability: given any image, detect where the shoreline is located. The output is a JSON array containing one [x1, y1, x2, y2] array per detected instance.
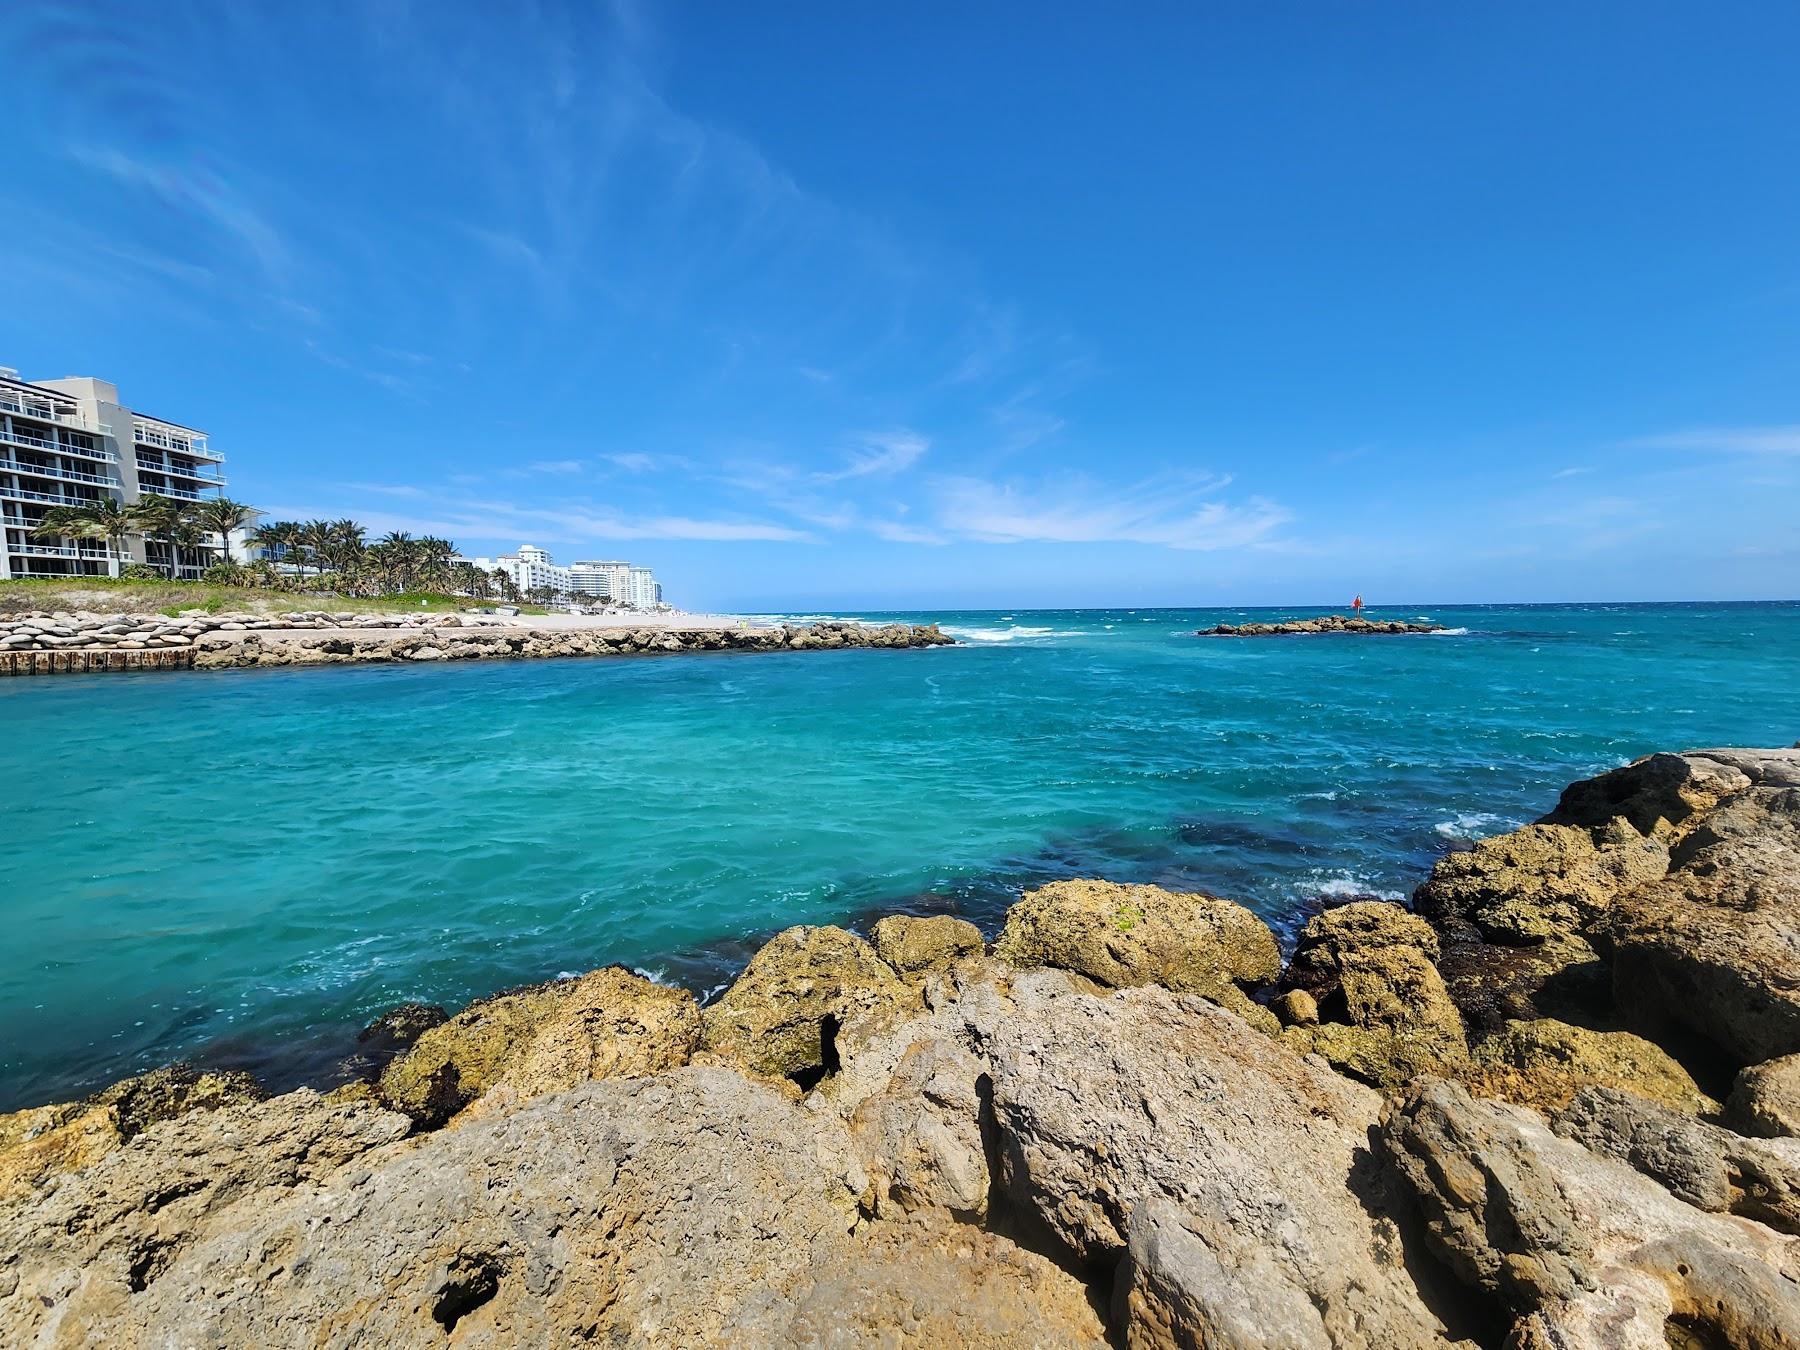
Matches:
[[4, 745, 1800, 1344]]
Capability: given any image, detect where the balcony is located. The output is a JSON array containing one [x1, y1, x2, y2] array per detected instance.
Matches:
[[0, 387, 102, 433], [135, 456, 226, 484], [134, 419, 219, 461], [0, 456, 121, 487], [0, 426, 117, 461], [0, 486, 101, 507], [137, 482, 205, 501], [7, 542, 118, 560]]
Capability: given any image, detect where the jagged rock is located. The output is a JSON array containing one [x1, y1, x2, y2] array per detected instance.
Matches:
[[0, 1068, 1103, 1348], [1542, 748, 1783, 841], [870, 914, 985, 976], [1728, 1053, 1800, 1138], [0, 1090, 411, 1338], [993, 880, 1281, 1032], [850, 1037, 991, 1219], [378, 966, 699, 1126], [0, 1064, 265, 1202], [987, 981, 1459, 1347], [1465, 1017, 1715, 1114], [1553, 1085, 1800, 1233], [1280, 901, 1468, 1092], [1382, 1079, 1800, 1347], [1197, 615, 1444, 636], [701, 925, 921, 1081], [1600, 779, 1800, 1066], [1415, 820, 1668, 945]]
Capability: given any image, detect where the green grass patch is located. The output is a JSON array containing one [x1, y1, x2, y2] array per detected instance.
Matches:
[[1, 578, 548, 618]]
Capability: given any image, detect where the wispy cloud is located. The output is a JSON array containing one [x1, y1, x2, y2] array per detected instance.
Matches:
[[1551, 466, 1594, 479], [1631, 426, 1800, 456], [933, 474, 1291, 551], [525, 459, 587, 475], [816, 430, 928, 483]]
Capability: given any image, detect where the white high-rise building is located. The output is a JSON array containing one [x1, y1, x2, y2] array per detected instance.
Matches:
[[1, 367, 228, 580], [458, 545, 664, 607]]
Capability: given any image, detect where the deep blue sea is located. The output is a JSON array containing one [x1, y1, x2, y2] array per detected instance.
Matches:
[[2, 602, 1796, 1110]]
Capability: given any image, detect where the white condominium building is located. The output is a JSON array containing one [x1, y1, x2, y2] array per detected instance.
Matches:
[[1, 367, 228, 580], [460, 545, 665, 608]]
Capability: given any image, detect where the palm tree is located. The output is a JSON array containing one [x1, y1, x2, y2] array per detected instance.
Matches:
[[377, 531, 422, 592], [298, 520, 335, 580], [192, 497, 261, 565], [29, 498, 136, 573], [246, 520, 299, 575], [490, 568, 519, 602], [127, 494, 188, 579], [168, 516, 207, 579]]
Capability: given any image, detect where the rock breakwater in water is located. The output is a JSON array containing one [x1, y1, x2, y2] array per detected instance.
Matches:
[[1199, 614, 1446, 635], [0, 609, 952, 674], [4, 747, 1799, 1346]]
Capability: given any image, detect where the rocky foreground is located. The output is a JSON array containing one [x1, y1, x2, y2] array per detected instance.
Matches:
[[0, 609, 952, 672], [3, 747, 1799, 1346], [1200, 613, 1446, 636]]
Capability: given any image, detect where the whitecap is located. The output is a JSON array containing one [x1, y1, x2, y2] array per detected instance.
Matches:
[[1429, 627, 1472, 636], [1433, 812, 1520, 841], [1310, 871, 1405, 902], [941, 624, 1055, 642]]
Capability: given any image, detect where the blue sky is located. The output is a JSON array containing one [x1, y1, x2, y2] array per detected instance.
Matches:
[[2, 2, 1797, 609]]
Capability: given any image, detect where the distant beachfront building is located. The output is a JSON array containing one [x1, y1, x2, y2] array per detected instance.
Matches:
[[0, 367, 228, 580], [460, 544, 665, 608]]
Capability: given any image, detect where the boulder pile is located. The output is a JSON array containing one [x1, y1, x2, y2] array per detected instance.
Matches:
[[1199, 613, 1446, 635], [0, 609, 953, 668], [3, 746, 1798, 1347]]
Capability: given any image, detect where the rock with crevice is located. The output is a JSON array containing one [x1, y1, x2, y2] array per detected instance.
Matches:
[[0, 1067, 1105, 1348], [993, 879, 1281, 1032], [1280, 901, 1469, 1092], [377, 966, 699, 1126], [1599, 780, 1800, 1067], [1553, 1085, 1800, 1234], [700, 924, 922, 1081], [1382, 1079, 1800, 1347], [850, 1037, 993, 1220], [870, 913, 986, 977], [987, 981, 1459, 1347], [0, 1063, 266, 1203], [1542, 747, 1791, 841]]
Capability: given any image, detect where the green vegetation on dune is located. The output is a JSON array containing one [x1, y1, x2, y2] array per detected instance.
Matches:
[[0, 578, 548, 618]]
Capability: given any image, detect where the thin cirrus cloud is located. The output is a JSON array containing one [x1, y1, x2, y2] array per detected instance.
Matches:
[[932, 475, 1292, 551], [1631, 426, 1800, 456], [814, 431, 929, 483]]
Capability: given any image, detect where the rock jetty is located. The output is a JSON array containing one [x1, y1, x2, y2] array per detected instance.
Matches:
[[1199, 613, 1445, 635], [4, 746, 1799, 1347], [0, 609, 952, 675]]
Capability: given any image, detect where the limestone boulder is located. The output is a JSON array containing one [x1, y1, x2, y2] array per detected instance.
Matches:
[[850, 1037, 991, 1220], [378, 966, 699, 1126], [0, 1063, 265, 1202], [2, 1067, 1103, 1348], [1600, 782, 1800, 1066], [986, 981, 1458, 1347], [1281, 901, 1469, 1091], [993, 880, 1281, 1031], [870, 913, 985, 977], [1542, 747, 1798, 841], [700, 925, 921, 1081], [1553, 1085, 1800, 1235], [1415, 820, 1667, 945], [1382, 1079, 1800, 1347], [1465, 1017, 1715, 1115], [1728, 1053, 1800, 1138]]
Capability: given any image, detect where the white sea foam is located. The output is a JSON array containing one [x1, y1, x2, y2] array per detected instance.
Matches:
[[1429, 627, 1472, 636], [942, 624, 1057, 642], [1311, 871, 1405, 902], [1433, 811, 1520, 841]]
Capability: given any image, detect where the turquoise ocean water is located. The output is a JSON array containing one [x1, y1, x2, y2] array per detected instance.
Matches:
[[1, 602, 1796, 1110]]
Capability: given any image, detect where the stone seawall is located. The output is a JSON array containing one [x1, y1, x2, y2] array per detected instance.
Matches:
[[0, 610, 953, 675]]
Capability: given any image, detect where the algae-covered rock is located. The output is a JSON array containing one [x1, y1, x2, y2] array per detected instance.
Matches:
[[1280, 901, 1468, 1092], [700, 925, 921, 1081], [1541, 748, 1767, 841], [1728, 1053, 1800, 1139], [0, 1063, 266, 1202], [1600, 780, 1800, 1067], [993, 879, 1280, 1030], [1415, 820, 1667, 945], [379, 966, 699, 1126], [1465, 1017, 1716, 1115], [870, 914, 985, 976]]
